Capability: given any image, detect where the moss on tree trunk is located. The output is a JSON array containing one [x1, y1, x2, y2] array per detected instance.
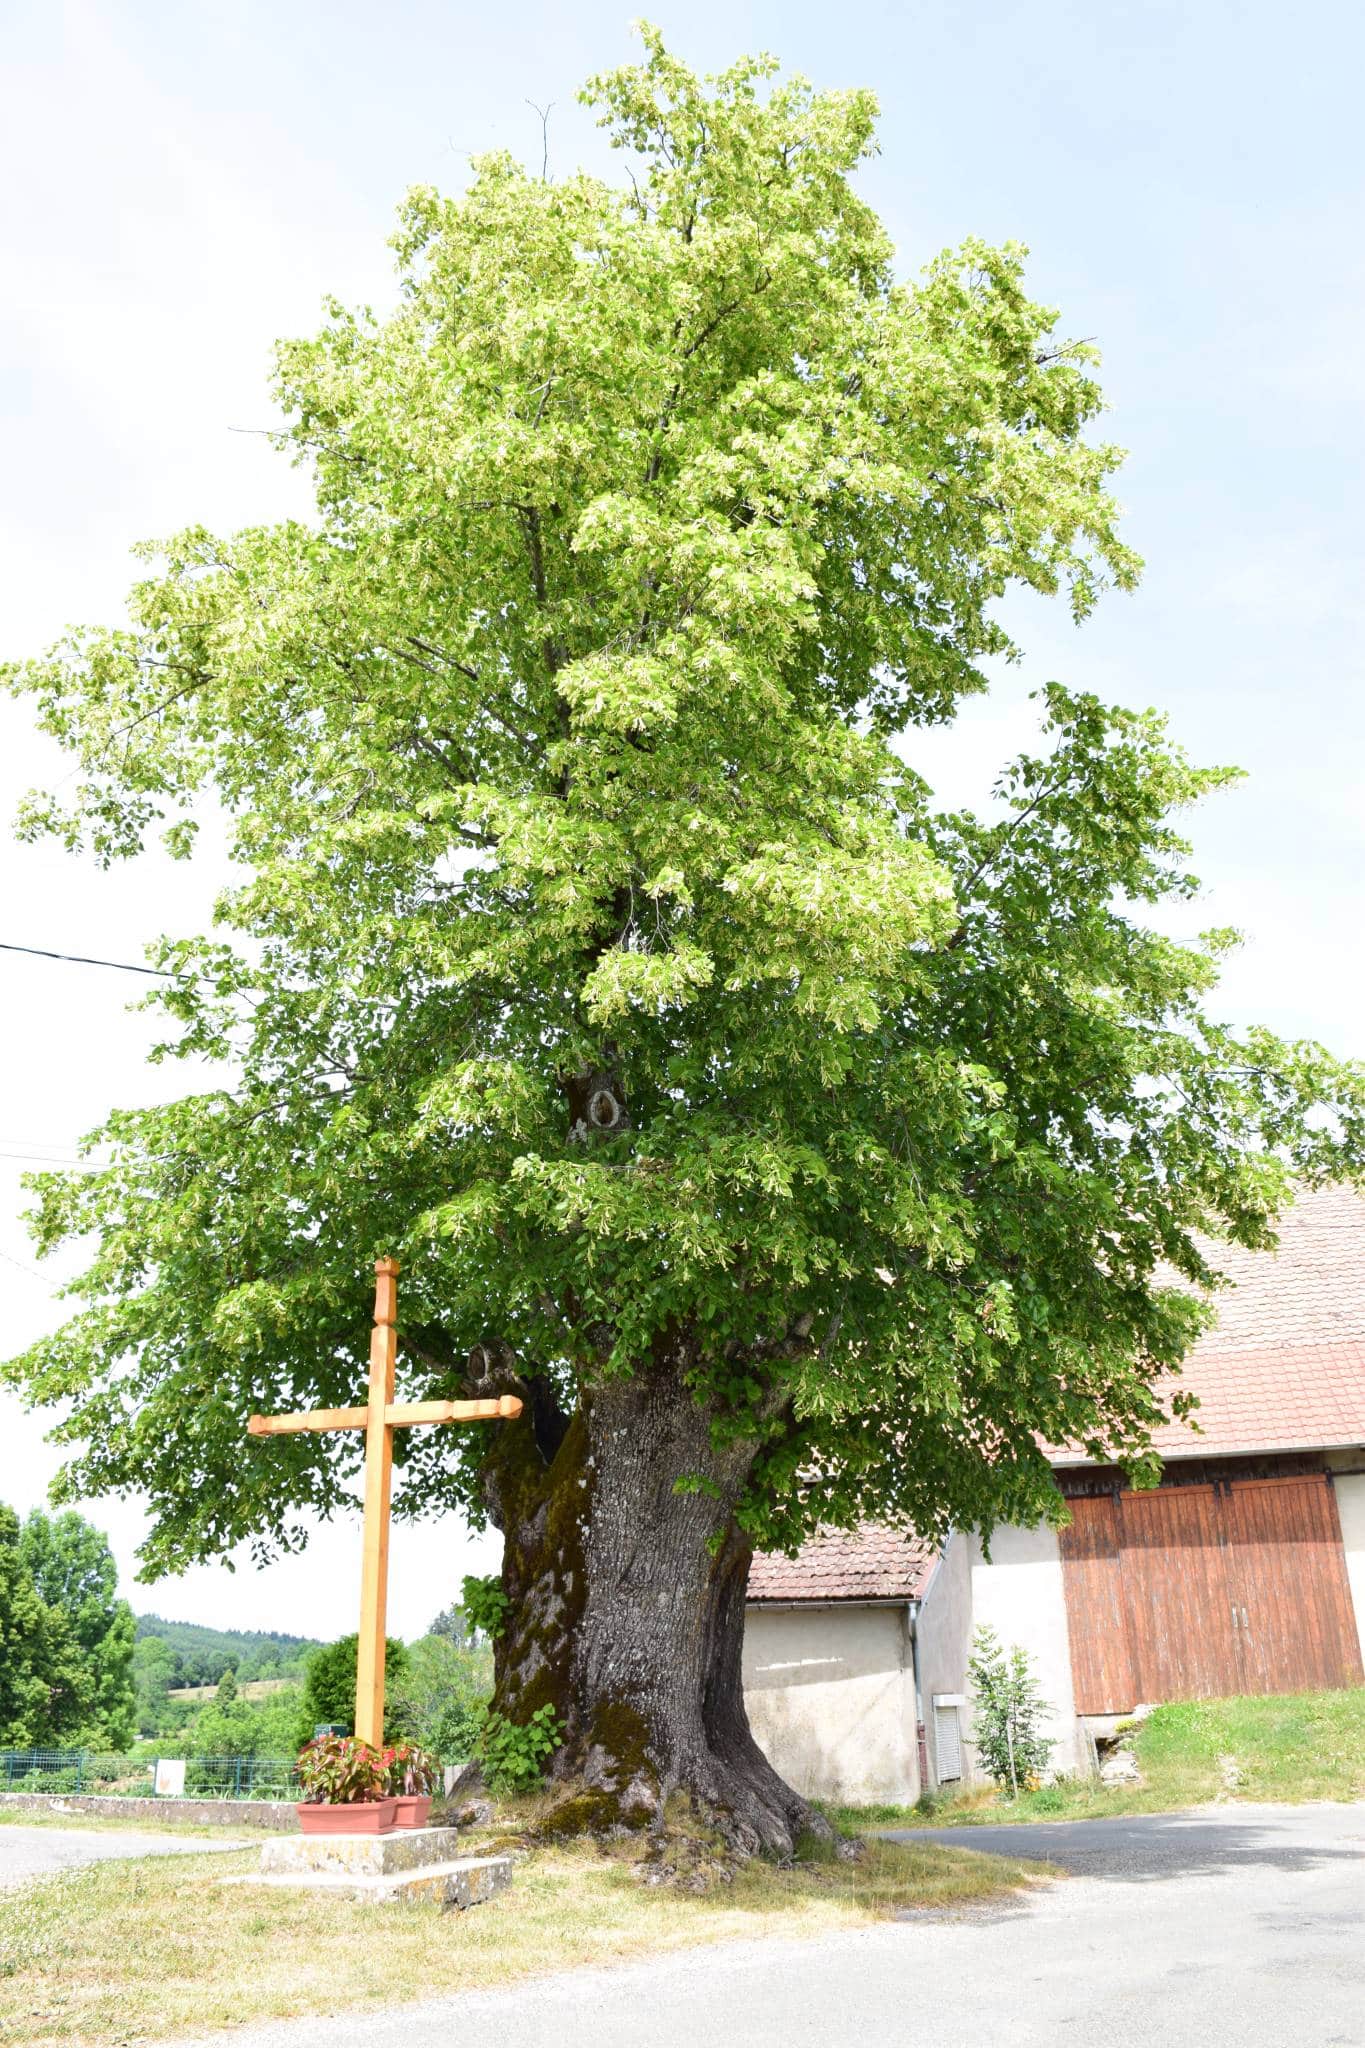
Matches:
[[476, 1365, 821, 1858]]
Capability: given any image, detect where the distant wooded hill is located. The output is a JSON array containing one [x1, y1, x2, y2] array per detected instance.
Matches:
[[134, 1614, 324, 1687]]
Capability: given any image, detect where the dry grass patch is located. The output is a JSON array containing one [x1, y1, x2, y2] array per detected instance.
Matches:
[[0, 1827, 1052, 2046]]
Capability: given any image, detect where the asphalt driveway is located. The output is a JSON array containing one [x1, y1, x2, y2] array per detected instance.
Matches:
[[182, 1803, 1365, 2048], [0, 1823, 247, 1889]]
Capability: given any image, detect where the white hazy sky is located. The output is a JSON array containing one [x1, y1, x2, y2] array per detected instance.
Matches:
[[2, 0, 1362, 1639]]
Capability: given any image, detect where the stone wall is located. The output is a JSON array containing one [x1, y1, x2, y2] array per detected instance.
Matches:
[[0, 1791, 297, 1829]]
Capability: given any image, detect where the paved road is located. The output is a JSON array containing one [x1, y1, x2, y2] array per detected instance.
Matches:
[[0, 1823, 246, 1889], [895, 1802, 1365, 1880], [183, 1804, 1365, 2048]]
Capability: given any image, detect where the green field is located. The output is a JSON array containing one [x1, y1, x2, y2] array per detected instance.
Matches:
[[165, 1678, 294, 1704]]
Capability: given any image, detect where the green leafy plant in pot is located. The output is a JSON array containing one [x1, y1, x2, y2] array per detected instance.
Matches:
[[385, 1740, 441, 1829], [294, 1734, 396, 1834]]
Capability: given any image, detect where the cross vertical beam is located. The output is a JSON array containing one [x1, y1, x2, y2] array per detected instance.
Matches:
[[354, 1257, 398, 1747], [247, 1258, 522, 1759]]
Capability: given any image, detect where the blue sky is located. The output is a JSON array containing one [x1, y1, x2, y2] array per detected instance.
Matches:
[[1, 0, 1361, 1634]]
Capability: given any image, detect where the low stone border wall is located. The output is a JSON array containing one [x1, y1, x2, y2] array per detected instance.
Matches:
[[0, 1791, 298, 1830]]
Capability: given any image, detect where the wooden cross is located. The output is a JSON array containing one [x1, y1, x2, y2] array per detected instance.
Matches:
[[247, 1258, 521, 1747]]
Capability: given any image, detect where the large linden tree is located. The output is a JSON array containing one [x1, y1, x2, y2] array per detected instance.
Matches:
[[7, 32, 1362, 1852]]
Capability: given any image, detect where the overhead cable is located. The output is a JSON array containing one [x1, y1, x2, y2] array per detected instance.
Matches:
[[0, 941, 173, 977]]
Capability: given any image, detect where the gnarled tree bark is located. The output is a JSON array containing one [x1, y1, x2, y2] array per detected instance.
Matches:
[[470, 1354, 822, 1858]]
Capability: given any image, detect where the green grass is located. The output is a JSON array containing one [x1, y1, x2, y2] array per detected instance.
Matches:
[[829, 1686, 1365, 1833], [0, 1828, 1052, 2045]]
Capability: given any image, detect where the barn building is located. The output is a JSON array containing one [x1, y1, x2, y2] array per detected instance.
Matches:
[[741, 1184, 1365, 1804]]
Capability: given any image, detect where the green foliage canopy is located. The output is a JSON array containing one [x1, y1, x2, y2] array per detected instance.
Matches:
[[4, 31, 1363, 1585], [131, 1634, 179, 1736], [388, 1632, 493, 1762], [0, 1505, 94, 1746], [160, 1680, 304, 1761]]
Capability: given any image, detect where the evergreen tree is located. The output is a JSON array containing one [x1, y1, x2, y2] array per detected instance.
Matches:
[[298, 1635, 408, 1745], [427, 1603, 471, 1648]]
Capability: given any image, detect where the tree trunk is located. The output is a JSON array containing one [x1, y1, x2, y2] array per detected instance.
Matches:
[[476, 1361, 821, 1858]]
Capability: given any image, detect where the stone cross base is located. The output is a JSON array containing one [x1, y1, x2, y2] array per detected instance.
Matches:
[[226, 1826, 513, 1909]]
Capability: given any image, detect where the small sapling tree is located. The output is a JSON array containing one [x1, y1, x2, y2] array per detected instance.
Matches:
[[969, 1627, 1054, 1797]]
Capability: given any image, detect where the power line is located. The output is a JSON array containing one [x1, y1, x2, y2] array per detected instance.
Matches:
[[0, 941, 172, 977], [0, 1246, 57, 1290], [0, 1149, 106, 1168]]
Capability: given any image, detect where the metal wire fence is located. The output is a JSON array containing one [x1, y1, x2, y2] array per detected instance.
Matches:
[[0, 1749, 301, 1801]]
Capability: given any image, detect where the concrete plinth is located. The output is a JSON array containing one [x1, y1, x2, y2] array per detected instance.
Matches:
[[230, 1852, 513, 1908], [236, 1826, 513, 1909], [260, 1825, 465, 1878]]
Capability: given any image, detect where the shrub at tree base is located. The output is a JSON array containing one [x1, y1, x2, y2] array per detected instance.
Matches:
[[6, 26, 1365, 1856], [476, 1704, 564, 1795]]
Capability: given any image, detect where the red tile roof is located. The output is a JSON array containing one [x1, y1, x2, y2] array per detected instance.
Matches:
[[1055, 1183, 1365, 1462], [748, 1525, 938, 1604]]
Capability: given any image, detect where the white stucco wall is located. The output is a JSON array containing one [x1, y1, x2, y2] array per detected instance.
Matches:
[[742, 1605, 919, 1804], [966, 1522, 1082, 1776], [1329, 1468, 1365, 1664]]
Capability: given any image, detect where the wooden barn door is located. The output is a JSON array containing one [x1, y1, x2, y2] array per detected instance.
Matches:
[[1222, 1477, 1365, 1694], [1053, 1494, 1138, 1715], [1058, 1473, 1363, 1713], [1116, 1485, 1244, 1705]]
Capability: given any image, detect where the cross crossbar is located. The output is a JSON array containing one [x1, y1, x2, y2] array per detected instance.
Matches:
[[247, 1258, 521, 1747], [247, 1395, 522, 1436]]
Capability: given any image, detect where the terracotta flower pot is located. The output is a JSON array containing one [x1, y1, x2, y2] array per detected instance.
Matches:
[[296, 1797, 398, 1835], [391, 1794, 432, 1829]]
